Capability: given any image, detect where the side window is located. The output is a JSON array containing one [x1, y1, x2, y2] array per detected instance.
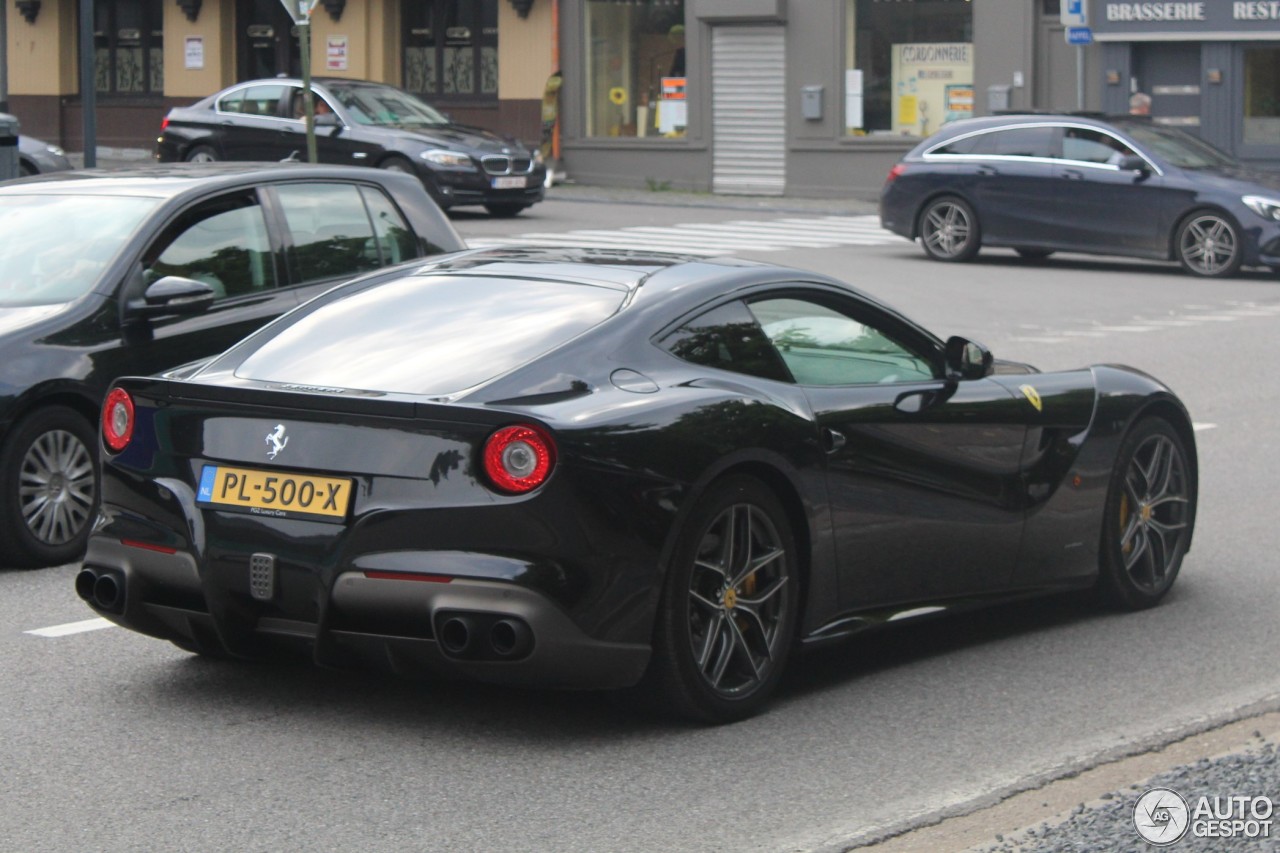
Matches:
[[965, 127, 1057, 158], [216, 89, 245, 114], [238, 84, 287, 117], [1062, 127, 1137, 165], [360, 187, 421, 265], [748, 297, 937, 386], [145, 192, 277, 299], [658, 300, 791, 382], [287, 86, 337, 120], [931, 134, 983, 155], [276, 183, 381, 284]]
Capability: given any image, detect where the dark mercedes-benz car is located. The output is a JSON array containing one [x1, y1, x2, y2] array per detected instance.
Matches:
[[880, 113, 1280, 278], [156, 78, 546, 217], [81, 249, 1196, 722], [0, 163, 463, 568]]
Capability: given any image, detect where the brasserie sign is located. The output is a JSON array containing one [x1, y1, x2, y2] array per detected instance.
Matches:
[[1093, 1, 1280, 35]]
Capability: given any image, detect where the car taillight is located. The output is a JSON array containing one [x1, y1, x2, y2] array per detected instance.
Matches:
[[102, 388, 135, 452], [160, 117, 169, 132], [482, 425, 556, 494], [885, 163, 907, 184]]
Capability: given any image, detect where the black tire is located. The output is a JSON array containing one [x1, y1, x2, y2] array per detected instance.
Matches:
[[379, 155, 416, 175], [918, 196, 981, 262], [1016, 248, 1054, 261], [484, 203, 528, 218], [184, 145, 219, 163], [640, 475, 799, 723], [1175, 210, 1242, 278], [19, 161, 36, 177], [0, 406, 98, 568], [1096, 418, 1195, 611]]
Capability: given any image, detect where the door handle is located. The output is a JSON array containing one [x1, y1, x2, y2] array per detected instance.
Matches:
[[822, 428, 847, 454], [1062, 169, 1085, 180], [976, 165, 998, 176]]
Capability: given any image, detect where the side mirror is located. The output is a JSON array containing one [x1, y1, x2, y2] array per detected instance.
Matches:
[[315, 112, 341, 128], [944, 335, 994, 381], [127, 276, 215, 319], [1118, 154, 1149, 175]]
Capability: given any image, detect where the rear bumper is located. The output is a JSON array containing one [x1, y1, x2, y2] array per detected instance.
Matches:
[[80, 536, 651, 690]]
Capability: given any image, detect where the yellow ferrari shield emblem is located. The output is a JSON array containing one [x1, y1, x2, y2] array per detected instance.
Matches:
[[1019, 384, 1043, 412]]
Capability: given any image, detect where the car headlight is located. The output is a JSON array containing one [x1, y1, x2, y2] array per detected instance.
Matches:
[[420, 150, 475, 169], [45, 145, 64, 156], [1242, 195, 1280, 221]]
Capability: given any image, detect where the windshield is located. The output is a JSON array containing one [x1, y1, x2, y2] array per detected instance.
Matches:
[[1119, 122, 1237, 170], [325, 83, 450, 128], [0, 194, 159, 307]]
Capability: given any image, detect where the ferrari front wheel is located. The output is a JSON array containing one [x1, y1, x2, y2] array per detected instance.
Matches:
[[1097, 418, 1194, 610], [643, 476, 798, 723]]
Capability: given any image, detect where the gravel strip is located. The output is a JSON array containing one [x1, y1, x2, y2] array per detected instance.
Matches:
[[977, 738, 1279, 852]]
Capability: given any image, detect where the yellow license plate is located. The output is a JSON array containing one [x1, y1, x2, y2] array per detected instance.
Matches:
[[197, 465, 352, 522]]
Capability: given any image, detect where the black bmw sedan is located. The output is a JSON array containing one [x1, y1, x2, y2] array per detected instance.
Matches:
[[0, 163, 463, 568], [880, 113, 1280, 278], [82, 248, 1197, 722], [156, 78, 546, 217]]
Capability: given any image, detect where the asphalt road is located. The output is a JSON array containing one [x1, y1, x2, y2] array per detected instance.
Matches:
[[4, 195, 1278, 852]]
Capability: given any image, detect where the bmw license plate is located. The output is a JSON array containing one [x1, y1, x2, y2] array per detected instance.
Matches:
[[197, 465, 352, 523], [491, 176, 527, 189]]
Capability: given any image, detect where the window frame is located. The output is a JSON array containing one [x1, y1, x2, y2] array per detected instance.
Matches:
[[401, 0, 500, 104], [91, 0, 164, 99]]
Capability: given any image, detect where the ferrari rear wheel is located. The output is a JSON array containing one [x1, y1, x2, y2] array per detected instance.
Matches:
[[1097, 418, 1194, 610], [919, 196, 981, 262], [643, 476, 798, 723]]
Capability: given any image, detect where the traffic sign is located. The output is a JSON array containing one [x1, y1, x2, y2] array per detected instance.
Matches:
[[1066, 27, 1093, 45], [1060, 0, 1087, 27]]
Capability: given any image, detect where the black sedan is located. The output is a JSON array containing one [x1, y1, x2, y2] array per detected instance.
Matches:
[[0, 163, 463, 568], [157, 78, 546, 217], [82, 249, 1197, 722], [880, 113, 1280, 278]]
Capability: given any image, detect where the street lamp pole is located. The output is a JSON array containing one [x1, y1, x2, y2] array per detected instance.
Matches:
[[280, 0, 320, 163]]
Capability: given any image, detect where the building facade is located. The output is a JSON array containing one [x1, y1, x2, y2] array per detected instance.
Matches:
[[6, 0, 1277, 197]]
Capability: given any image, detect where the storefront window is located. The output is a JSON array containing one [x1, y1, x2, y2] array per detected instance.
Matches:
[[92, 0, 163, 96], [844, 0, 972, 137], [403, 0, 499, 102], [1244, 49, 1280, 146], [585, 0, 686, 138]]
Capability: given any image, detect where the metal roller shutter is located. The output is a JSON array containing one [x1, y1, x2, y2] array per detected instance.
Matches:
[[712, 26, 786, 196]]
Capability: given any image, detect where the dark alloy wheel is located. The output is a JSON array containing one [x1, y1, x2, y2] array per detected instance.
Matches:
[[184, 145, 219, 164], [642, 476, 798, 723], [919, 196, 981, 262], [0, 406, 97, 567], [1097, 418, 1195, 610], [1176, 211, 1241, 278], [485, 203, 528, 218]]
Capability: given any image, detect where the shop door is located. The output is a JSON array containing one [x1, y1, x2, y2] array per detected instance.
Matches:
[[712, 26, 785, 196], [237, 0, 301, 81], [1133, 43, 1202, 135]]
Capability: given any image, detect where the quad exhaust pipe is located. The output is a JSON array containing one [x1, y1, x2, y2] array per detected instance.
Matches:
[[437, 613, 533, 661], [75, 568, 125, 614]]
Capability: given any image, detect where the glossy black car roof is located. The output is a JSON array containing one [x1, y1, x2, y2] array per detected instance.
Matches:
[[0, 162, 405, 198]]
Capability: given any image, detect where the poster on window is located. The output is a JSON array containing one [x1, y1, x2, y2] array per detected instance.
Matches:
[[891, 43, 974, 136]]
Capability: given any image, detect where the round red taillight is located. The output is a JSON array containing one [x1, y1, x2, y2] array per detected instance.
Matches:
[[102, 388, 135, 452], [482, 425, 556, 494]]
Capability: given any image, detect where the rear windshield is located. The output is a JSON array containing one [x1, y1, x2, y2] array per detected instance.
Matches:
[[233, 274, 626, 395]]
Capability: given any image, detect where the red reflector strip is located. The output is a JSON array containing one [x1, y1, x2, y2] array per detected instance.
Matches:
[[122, 539, 177, 554], [363, 571, 453, 583]]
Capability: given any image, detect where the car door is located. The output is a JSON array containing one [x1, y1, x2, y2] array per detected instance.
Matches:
[[932, 125, 1058, 247], [214, 83, 294, 162], [120, 188, 296, 374], [747, 291, 1028, 608], [283, 86, 384, 168], [1047, 125, 1169, 256]]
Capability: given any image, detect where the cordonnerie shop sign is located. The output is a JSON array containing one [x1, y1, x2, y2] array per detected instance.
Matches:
[[1094, 2, 1280, 34]]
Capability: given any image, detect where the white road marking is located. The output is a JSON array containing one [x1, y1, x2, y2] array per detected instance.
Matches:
[[1193, 423, 1217, 432], [468, 214, 900, 256], [25, 617, 115, 638]]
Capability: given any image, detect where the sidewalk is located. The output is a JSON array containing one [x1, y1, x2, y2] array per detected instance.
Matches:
[[64, 146, 881, 216]]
